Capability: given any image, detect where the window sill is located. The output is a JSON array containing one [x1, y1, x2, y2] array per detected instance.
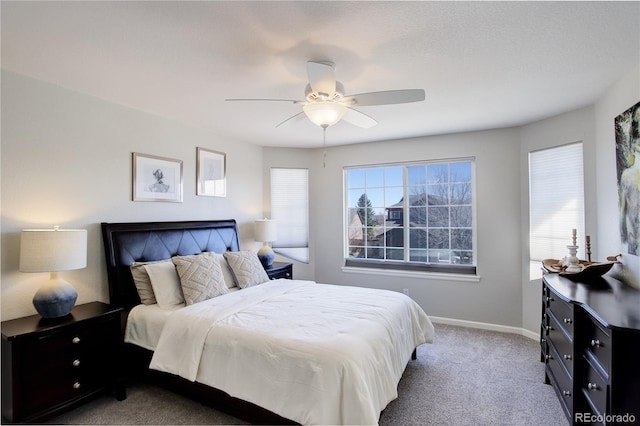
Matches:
[[341, 266, 481, 282]]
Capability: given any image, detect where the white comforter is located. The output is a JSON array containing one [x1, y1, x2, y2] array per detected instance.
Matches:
[[149, 279, 434, 425]]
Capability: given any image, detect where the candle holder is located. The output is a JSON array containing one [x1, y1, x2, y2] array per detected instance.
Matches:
[[565, 245, 583, 273]]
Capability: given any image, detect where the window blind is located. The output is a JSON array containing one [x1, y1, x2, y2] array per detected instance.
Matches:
[[270, 168, 309, 262], [529, 142, 585, 263]]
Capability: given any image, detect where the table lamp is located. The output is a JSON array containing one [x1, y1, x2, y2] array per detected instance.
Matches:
[[19, 226, 87, 318], [255, 219, 277, 268]]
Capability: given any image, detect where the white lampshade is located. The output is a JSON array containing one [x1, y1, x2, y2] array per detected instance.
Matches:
[[255, 219, 277, 243], [303, 101, 346, 128], [20, 227, 87, 272], [19, 227, 87, 319]]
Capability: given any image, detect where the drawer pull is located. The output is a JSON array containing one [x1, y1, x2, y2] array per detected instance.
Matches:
[[541, 338, 546, 344], [590, 339, 602, 348], [73, 382, 81, 389], [545, 354, 553, 361], [72, 337, 81, 344], [72, 359, 81, 367], [545, 325, 554, 331], [563, 318, 572, 324], [563, 354, 572, 360], [562, 390, 571, 397], [587, 382, 600, 391], [546, 296, 555, 302]]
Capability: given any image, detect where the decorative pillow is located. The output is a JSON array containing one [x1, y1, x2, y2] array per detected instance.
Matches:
[[223, 251, 270, 289], [172, 252, 228, 305], [130, 260, 171, 305], [144, 260, 185, 308], [215, 253, 238, 289]]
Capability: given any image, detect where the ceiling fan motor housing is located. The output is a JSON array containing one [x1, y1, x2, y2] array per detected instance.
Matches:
[[305, 82, 345, 103]]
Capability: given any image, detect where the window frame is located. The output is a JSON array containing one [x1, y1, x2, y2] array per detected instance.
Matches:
[[343, 158, 477, 276]]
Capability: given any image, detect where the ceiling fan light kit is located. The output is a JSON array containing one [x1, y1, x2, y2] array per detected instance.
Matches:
[[303, 101, 346, 128], [226, 61, 425, 130]]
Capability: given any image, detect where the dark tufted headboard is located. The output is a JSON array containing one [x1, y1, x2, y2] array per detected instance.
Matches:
[[101, 220, 240, 310]]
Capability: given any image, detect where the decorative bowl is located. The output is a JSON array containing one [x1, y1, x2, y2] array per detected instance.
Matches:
[[542, 259, 615, 281]]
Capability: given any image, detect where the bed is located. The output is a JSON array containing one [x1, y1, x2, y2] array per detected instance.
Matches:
[[101, 220, 434, 425]]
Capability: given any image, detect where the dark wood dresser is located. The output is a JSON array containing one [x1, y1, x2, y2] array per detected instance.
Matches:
[[541, 274, 640, 425], [1, 302, 125, 423]]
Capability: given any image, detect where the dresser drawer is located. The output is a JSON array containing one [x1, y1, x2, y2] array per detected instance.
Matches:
[[546, 290, 574, 338], [582, 356, 608, 417], [548, 313, 573, 376], [584, 316, 611, 376], [547, 343, 573, 412]]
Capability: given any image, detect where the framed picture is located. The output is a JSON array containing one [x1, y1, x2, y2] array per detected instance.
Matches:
[[132, 152, 183, 202], [197, 147, 226, 197]]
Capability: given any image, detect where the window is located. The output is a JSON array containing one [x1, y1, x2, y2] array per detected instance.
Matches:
[[529, 142, 585, 280], [270, 168, 309, 263], [345, 159, 475, 274]]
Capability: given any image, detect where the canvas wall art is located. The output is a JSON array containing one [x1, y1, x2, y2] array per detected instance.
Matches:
[[615, 101, 640, 255]]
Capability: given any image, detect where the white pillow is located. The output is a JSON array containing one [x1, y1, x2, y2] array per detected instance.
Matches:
[[215, 253, 238, 289], [172, 252, 229, 305], [144, 260, 185, 308], [223, 251, 270, 289]]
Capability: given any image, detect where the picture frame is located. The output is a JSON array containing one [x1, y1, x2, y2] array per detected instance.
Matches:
[[196, 147, 226, 197], [132, 152, 183, 202]]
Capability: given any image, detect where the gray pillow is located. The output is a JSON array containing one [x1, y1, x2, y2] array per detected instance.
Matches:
[[172, 252, 229, 305], [223, 251, 270, 289]]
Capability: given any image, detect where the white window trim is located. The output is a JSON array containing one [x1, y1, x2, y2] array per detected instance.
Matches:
[[343, 157, 477, 273]]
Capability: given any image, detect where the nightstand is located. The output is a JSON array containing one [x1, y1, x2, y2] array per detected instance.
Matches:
[[1, 302, 125, 423], [265, 262, 293, 280]]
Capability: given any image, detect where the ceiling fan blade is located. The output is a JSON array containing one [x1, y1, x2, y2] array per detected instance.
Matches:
[[225, 98, 302, 103], [342, 89, 425, 106], [341, 107, 377, 128], [275, 111, 307, 128], [307, 61, 336, 98]]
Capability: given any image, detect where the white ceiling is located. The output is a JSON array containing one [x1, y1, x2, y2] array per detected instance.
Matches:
[[2, 1, 639, 148]]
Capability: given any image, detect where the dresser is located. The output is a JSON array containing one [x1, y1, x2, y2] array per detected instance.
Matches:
[[541, 274, 640, 425], [1, 302, 125, 423]]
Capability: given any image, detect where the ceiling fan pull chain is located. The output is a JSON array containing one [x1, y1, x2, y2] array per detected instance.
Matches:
[[322, 125, 327, 168]]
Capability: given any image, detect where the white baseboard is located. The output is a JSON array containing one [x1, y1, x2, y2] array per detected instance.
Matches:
[[429, 316, 539, 341]]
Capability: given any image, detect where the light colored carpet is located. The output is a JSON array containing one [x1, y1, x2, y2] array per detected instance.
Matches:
[[47, 323, 568, 425]]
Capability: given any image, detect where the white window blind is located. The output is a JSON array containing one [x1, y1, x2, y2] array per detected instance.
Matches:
[[529, 143, 585, 271], [270, 168, 309, 262]]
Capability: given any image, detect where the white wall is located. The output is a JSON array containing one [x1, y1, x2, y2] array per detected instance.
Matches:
[[518, 106, 597, 333], [265, 128, 524, 328], [1, 71, 264, 321], [595, 65, 640, 288], [519, 64, 640, 334], [261, 147, 317, 281]]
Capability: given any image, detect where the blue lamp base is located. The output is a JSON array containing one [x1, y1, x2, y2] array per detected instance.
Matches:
[[33, 277, 78, 318], [257, 243, 275, 268]]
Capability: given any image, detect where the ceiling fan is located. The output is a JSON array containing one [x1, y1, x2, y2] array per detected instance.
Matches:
[[226, 61, 426, 129]]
